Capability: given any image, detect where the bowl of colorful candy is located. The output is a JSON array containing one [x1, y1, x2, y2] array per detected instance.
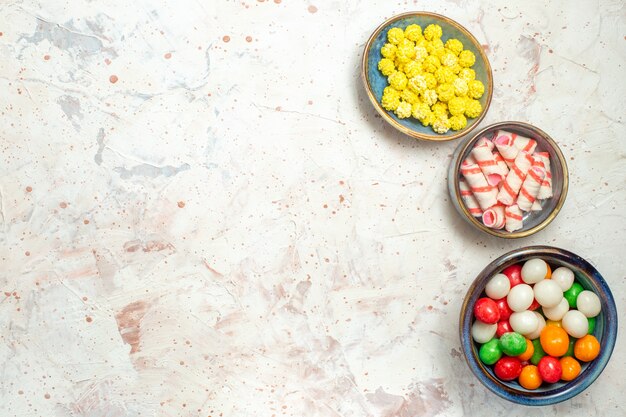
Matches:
[[361, 12, 493, 141], [448, 121, 568, 238], [460, 246, 617, 405]]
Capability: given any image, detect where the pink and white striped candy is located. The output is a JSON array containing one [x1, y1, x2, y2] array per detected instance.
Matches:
[[461, 160, 498, 211], [517, 165, 546, 211], [497, 151, 535, 206], [505, 204, 524, 232], [493, 151, 510, 178], [459, 178, 482, 217], [511, 133, 537, 154], [471, 143, 503, 186], [535, 152, 553, 199], [482, 204, 505, 229], [493, 132, 520, 168], [531, 200, 543, 211], [475, 136, 495, 151]]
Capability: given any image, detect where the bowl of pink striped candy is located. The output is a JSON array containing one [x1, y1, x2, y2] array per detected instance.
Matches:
[[447, 121, 568, 238]]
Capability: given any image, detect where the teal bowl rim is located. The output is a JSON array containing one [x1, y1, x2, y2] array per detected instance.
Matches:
[[360, 11, 494, 141], [460, 246, 618, 406]]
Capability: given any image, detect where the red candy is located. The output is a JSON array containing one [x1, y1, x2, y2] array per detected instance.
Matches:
[[502, 264, 523, 288], [538, 356, 562, 383], [528, 298, 540, 311], [474, 297, 500, 324], [496, 320, 513, 338], [495, 298, 513, 321], [494, 356, 523, 381]]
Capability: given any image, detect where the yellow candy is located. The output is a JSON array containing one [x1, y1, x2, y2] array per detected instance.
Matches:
[[381, 43, 397, 59], [421, 89, 438, 106], [459, 50, 476, 67], [388, 71, 408, 90], [445, 38, 464, 56], [453, 78, 469, 96], [400, 89, 419, 104], [387, 27, 404, 45], [448, 96, 466, 116], [422, 55, 440, 73], [458, 68, 476, 82], [465, 99, 482, 118], [432, 114, 450, 134], [424, 24, 443, 41], [449, 114, 468, 131], [397, 44, 416, 61], [415, 38, 429, 49], [436, 83, 455, 102], [441, 51, 458, 67], [414, 46, 428, 61], [394, 101, 412, 118], [468, 79, 485, 99], [431, 101, 448, 117], [378, 58, 396, 76], [426, 39, 444, 55], [404, 24, 422, 42], [434, 67, 456, 85], [411, 102, 430, 120], [408, 75, 428, 94], [423, 73, 437, 89], [378, 25, 482, 135], [403, 60, 422, 78], [381, 87, 401, 111], [420, 110, 436, 126]]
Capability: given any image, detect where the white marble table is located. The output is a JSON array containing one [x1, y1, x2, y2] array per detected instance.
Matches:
[[1, 0, 624, 415]]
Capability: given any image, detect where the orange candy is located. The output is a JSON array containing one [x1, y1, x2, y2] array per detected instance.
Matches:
[[517, 338, 534, 361], [545, 263, 552, 279], [540, 325, 569, 357], [545, 320, 562, 328], [560, 356, 581, 381], [519, 364, 542, 389], [574, 335, 601, 362]]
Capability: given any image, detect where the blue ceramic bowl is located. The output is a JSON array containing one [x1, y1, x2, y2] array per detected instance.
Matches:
[[460, 246, 618, 405], [361, 12, 493, 141]]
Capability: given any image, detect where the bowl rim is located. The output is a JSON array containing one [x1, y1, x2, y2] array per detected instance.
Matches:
[[459, 246, 618, 406], [360, 11, 494, 142], [451, 121, 569, 238]]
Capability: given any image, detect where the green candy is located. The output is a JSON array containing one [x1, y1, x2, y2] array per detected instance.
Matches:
[[564, 338, 576, 357], [479, 338, 503, 365], [587, 317, 596, 335], [564, 282, 584, 308], [530, 339, 546, 365], [499, 332, 527, 356]]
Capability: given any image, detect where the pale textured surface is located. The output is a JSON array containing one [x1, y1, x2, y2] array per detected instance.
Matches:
[[1, 0, 625, 416]]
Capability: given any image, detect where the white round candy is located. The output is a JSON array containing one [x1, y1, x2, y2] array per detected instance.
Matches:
[[576, 290, 601, 317], [551, 267, 575, 291], [562, 310, 589, 338], [533, 279, 564, 308], [526, 311, 546, 340], [485, 273, 511, 300], [521, 258, 548, 284], [507, 284, 534, 312], [543, 298, 569, 321], [510, 310, 539, 336], [472, 320, 498, 343]]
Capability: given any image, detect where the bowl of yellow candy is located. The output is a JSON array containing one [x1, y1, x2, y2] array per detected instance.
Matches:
[[361, 12, 493, 141]]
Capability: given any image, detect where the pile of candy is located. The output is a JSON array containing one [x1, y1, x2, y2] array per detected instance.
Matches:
[[471, 258, 602, 389], [459, 130, 553, 232], [377, 23, 485, 134]]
